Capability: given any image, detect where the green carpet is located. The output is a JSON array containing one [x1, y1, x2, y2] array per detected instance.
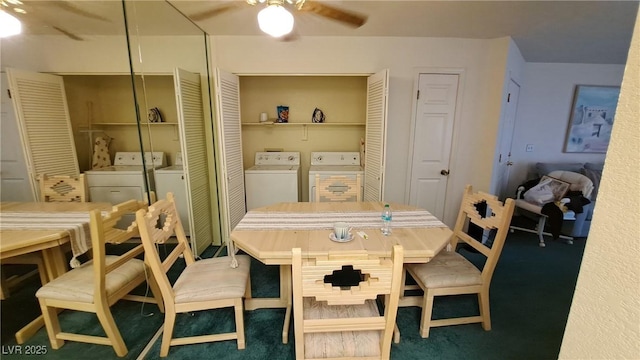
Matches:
[[1, 227, 585, 359]]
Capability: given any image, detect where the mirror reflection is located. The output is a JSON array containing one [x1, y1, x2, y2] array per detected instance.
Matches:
[[1, 0, 220, 255]]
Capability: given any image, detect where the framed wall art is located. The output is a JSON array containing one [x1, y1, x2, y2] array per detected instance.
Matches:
[[564, 85, 620, 153], [539, 175, 571, 201]]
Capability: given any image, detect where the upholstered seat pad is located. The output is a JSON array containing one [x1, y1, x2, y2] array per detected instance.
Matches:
[[173, 255, 250, 304], [407, 251, 482, 288], [36, 255, 145, 303], [303, 297, 381, 359]]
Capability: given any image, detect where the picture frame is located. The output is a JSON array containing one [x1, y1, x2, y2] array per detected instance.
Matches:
[[540, 175, 571, 201], [564, 85, 620, 153]]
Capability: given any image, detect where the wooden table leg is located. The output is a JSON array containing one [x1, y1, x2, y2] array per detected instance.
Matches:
[[241, 264, 293, 344], [280, 265, 292, 344], [41, 247, 67, 280]]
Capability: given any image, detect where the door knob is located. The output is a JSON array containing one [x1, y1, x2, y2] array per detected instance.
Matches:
[[440, 169, 450, 176], [507, 161, 514, 166]]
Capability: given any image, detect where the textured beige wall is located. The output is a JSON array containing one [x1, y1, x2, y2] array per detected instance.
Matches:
[[559, 8, 640, 359]]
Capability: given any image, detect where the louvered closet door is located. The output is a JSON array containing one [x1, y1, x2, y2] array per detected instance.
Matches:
[[364, 69, 389, 201], [174, 68, 214, 256], [6, 68, 79, 199], [214, 69, 245, 243]]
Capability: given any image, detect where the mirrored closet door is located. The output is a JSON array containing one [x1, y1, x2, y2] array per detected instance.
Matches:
[[1, 0, 220, 254]]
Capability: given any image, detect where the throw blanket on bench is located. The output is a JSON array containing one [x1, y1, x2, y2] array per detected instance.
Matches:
[[234, 209, 447, 231], [540, 193, 591, 239]]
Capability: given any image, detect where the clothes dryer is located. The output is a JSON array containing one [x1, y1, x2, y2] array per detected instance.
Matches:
[[85, 152, 165, 204], [308, 152, 363, 202]]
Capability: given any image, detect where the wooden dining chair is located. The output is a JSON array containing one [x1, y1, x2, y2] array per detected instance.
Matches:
[[136, 192, 251, 357], [292, 245, 404, 360], [399, 185, 515, 338], [315, 174, 362, 202], [36, 199, 163, 357], [39, 174, 88, 202]]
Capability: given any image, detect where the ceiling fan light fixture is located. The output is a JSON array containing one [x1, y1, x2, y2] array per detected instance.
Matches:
[[257, 4, 294, 38], [0, 10, 21, 38]]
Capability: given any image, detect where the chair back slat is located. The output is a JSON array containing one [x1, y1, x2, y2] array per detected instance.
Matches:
[[39, 174, 87, 202], [302, 258, 394, 306], [292, 245, 404, 359], [456, 232, 491, 257], [304, 317, 387, 333], [136, 193, 195, 305], [104, 245, 144, 274], [89, 199, 148, 304], [100, 200, 146, 245], [450, 185, 515, 281], [315, 174, 362, 202]]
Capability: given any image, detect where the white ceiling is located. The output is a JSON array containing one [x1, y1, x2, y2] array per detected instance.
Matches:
[[8, 1, 639, 64]]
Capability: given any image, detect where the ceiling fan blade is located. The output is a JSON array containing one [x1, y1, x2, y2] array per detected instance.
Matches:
[[48, 1, 110, 22], [189, 2, 245, 21], [51, 25, 83, 41], [298, 1, 367, 28], [11, 10, 83, 41]]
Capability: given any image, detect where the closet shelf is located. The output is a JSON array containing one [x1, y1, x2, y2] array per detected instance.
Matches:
[[241, 122, 364, 127], [92, 122, 177, 126]]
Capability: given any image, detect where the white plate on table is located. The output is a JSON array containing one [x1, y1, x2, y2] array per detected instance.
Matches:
[[329, 232, 354, 243]]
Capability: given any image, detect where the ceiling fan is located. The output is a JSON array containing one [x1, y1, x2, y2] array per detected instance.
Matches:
[[0, 0, 109, 40], [189, 0, 367, 38]]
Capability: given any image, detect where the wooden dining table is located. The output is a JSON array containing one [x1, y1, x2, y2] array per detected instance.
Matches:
[[230, 201, 453, 344], [0, 201, 112, 343]]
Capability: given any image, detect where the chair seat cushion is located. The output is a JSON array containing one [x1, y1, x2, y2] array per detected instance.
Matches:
[[173, 255, 250, 304], [36, 255, 144, 303], [407, 251, 481, 288], [303, 297, 381, 359]]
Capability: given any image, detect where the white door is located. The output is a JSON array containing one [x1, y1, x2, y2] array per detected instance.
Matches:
[[6, 68, 80, 200], [174, 68, 214, 256], [363, 69, 389, 201], [408, 73, 459, 219], [1, 73, 34, 201], [214, 68, 246, 244], [494, 78, 520, 200]]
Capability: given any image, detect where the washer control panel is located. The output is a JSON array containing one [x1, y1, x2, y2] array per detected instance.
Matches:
[[254, 152, 300, 166], [114, 152, 166, 167], [311, 152, 360, 166]]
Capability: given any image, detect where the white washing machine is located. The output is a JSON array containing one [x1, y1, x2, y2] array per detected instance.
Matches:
[[155, 152, 191, 235], [85, 152, 166, 205], [308, 152, 364, 202], [245, 151, 301, 210]]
